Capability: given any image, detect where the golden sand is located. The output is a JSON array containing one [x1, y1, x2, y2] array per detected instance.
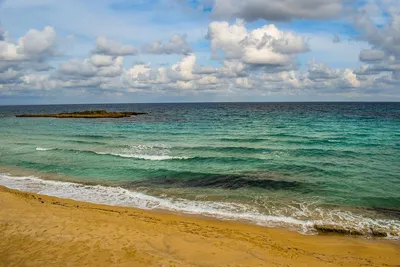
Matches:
[[0, 185, 399, 267]]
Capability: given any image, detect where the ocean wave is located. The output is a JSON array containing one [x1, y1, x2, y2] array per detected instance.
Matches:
[[95, 152, 190, 161], [31, 145, 367, 166], [36, 147, 53, 151], [32, 146, 279, 163], [67, 134, 127, 139], [65, 139, 108, 145], [218, 137, 269, 143], [34, 146, 190, 161], [187, 146, 270, 154], [0, 173, 399, 239]]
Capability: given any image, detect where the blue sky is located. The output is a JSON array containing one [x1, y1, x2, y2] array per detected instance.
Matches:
[[0, 0, 399, 104]]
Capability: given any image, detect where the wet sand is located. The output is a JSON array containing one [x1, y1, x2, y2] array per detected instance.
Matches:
[[0, 185, 399, 267]]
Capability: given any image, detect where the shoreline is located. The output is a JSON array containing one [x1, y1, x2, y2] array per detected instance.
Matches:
[[1, 185, 399, 266], [1, 170, 400, 239]]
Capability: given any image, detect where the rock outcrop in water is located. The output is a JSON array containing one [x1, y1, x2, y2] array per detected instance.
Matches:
[[16, 110, 147, 118], [314, 224, 364, 236], [314, 224, 391, 237], [370, 228, 388, 237]]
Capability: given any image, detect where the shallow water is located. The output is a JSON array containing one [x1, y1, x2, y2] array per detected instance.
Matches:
[[1, 103, 399, 237]]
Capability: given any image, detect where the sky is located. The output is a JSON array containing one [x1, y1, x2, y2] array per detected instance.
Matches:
[[0, 0, 400, 104]]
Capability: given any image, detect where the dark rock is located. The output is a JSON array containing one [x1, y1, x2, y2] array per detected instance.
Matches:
[[16, 110, 148, 118], [370, 228, 388, 237], [314, 224, 364, 236]]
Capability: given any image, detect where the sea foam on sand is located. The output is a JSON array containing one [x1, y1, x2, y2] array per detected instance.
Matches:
[[0, 173, 399, 238]]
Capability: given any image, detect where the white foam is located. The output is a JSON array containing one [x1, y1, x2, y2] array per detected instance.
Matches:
[[0, 173, 398, 238], [34, 143, 189, 161], [0, 173, 310, 228], [95, 152, 190, 160], [36, 147, 53, 151]]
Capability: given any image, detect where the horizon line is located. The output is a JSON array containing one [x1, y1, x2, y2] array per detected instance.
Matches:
[[1, 101, 400, 107]]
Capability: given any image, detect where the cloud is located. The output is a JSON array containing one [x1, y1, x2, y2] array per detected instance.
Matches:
[[18, 26, 57, 59], [120, 53, 366, 98], [30, 52, 125, 91], [354, 1, 400, 58], [142, 34, 192, 55], [2, 0, 400, 102], [307, 62, 339, 81], [306, 62, 361, 88], [3, 46, 395, 100], [124, 54, 219, 91], [124, 54, 197, 88], [0, 25, 59, 95], [0, 68, 20, 83], [359, 49, 385, 62], [210, 0, 343, 22], [355, 59, 400, 76], [207, 20, 308, 68], [89, 54, 115, 67], [219, 60, 248, 77], [1, 29, 370, 99], [92, 36, 137, 56], [0, 25, 131, 96], [0, 26, 57, 61], [193, 66, 218, 75], [58, 59, 96, 78], [352, 1, 400, 84], [58, 55, 124, 79], [207, 20, 247, 59], [168, 53, 197, 81]]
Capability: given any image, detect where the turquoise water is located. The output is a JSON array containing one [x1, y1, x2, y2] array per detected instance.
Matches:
[[1, 103, 399, 237]]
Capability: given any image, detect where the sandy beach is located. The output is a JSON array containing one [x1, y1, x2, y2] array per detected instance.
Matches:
[[0, 186, 398, 266]]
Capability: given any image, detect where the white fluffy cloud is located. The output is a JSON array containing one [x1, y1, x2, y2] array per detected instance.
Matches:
[[207, 20, 308, 67], [120, 52, 366, 98], [0, 27, 133, 95], [0, 29, 381, 99], [168, 53, 196, 81], [0, 26, 58, 92], [58, 55, 124, 81], [219, 60, 247, 77], [124, 54, 219, 92], [2, 6, 400, 101], [0, 26, 56, 61], [89, 54, 115, 67]]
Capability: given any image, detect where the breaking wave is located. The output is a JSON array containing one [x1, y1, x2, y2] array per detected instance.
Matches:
[[36, 147, 53, 151], [95, 152, 190, 161], [1, 173, 399, 239], [35, 146, 190, 161]]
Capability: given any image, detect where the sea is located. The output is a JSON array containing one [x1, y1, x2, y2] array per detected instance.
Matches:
[[0, 102, 399, 238]]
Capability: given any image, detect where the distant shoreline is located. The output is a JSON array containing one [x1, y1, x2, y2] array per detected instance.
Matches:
[[1, 185, 399, 266]]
